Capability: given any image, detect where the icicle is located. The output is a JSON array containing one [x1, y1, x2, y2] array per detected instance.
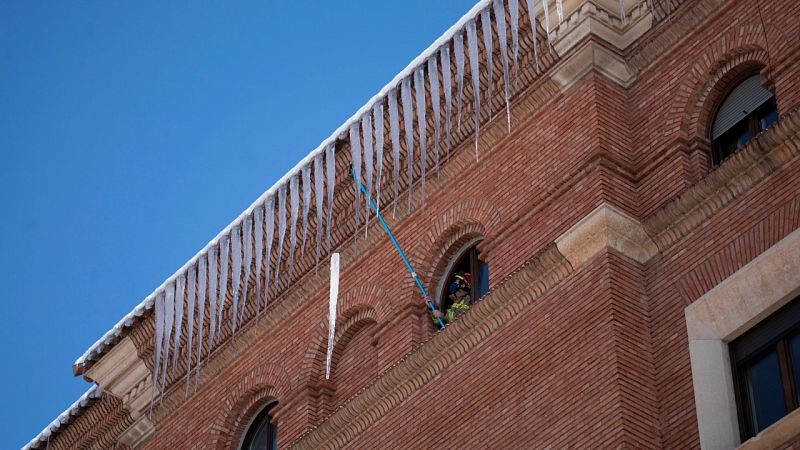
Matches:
[[361, 113, 374, 238], [195, 254, 207, 387], [440, 46, 453, 161], [171, 272, 185, 371], [230, 225, 242, 336], [454, 32, 466, 131], [543, 0, 551, 44], [619, 0, 626, 23], [526, 0, 540, 72], [401, 76, 414, 210], [509, 0, 520, 71], [150, 290, 165, 412], [240, 215, 253, 322], [253, 204, 264, 317], [326, 252, 340, 380], [466, 19, 481, 160], [414, 66, 427, 196], [216, 235, 229, 342], [313, 155, 324, 273], [275, 185, 287, 282], [480, 8, 494, 117], [494, 0, 512, 132], [184, 265, 196, 395], [159, 283, 175, 402], [288, 175, 299, 278], [325, 145, 335, 251], [373, 101, 385, 212], [427, 57, 441, 178], [556, 0, 564, 23], [207, 244, 219, 346], [349, 122, 362, 240], [388, 89, 401, 216], [300, 165, 311, 260], [264, 196, 275, 305]]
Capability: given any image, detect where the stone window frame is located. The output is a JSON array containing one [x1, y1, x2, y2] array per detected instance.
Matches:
[[685, 228, 800, 449]]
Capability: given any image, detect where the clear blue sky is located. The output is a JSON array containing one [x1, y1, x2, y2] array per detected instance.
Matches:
[[0, 1, 476, 446]]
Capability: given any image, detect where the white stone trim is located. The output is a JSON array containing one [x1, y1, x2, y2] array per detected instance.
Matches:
[[685, 227, 800, 450], [555, 203, 657, 268]]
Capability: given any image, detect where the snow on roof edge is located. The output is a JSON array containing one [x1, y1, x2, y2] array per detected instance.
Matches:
[[73, 0, 493, 371], [22, 385, 102, 450]]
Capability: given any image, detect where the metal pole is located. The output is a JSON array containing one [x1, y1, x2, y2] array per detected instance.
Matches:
[[352, 172, 446, 329]]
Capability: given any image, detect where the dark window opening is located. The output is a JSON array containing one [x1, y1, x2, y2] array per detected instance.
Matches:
[[241, 402, 278, 450], [731, 297, 800, 441], [711, 74, 778, 166], [439, 244, 488, 322]]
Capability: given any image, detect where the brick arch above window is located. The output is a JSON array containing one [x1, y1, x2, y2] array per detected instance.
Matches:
[[669, 19, 791, 143], [210, 363, 292, 450]]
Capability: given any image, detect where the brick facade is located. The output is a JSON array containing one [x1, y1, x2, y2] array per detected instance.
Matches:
[[31, 0, 800, 448]]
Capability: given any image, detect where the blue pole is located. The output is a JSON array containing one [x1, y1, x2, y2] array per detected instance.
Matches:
[[354, 178, 446, 329]]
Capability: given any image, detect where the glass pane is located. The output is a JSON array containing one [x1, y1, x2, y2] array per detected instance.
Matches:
[[746, 348, 786, 433], [790, 334, 800, 405], [757, 98, 778, 132], [477, 261, 489, 298], [247, 420, 270, 450]]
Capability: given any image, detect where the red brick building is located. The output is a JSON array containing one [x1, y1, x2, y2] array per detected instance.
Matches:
[[24, 0, 800, 448]]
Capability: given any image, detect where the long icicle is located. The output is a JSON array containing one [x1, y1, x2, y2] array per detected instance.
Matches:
[[300, 164, 311, 260], [480, 8, 494, 117], [288, 175, 299, 278], [349, 122, 362, 242], [542, 0, 551, 46], [414, 66, 427, 197], [526, 0, 540, 72], [454, 32, 466, 131], [253, 203, 264, 318], [401, 76, 415, 211], [556, 0, 564, 23], [207, 244, 219, 346], [240, 215, 253, 324], [159, 282, 175, 403], [388, 89, 401, 216], [509, 0, 520, 71], [466, 18, 481, 160], [149, 290, 165, 413], [194, 253, 207, 388], [313, 155, 324, 274], [440, 46, 453, 161], [494, 0, 512, 132], [325, 144, 335, 251], [171, 272, 185, 371], [275, 185, 287, 284], [427, 57, 441, 178], [373, 101, 385, 212], [264, 196, 275, 306], [325, 252, 340, 380], [216, 235, 229, 343], [184, 265, 196, 396], [230, 225, 242, 337], [361, 113, 374, 238]]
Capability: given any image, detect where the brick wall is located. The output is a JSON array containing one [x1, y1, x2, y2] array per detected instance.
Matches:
[[45, 0, 800, 447]]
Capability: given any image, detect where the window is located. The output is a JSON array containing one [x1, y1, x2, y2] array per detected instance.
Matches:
[[711, 74, 778, 166], [240, 402, 277, 450], [731, 297, 800, 441], [438, 242, 489, 321]]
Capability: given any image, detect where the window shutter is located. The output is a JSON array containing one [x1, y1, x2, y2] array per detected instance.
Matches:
[[712, 74, 774, 139]]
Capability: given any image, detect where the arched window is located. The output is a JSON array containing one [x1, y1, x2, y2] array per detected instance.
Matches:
[[437, 240, 489, 322], [711, 74, 778, 165], [240, 402, 277, 450]]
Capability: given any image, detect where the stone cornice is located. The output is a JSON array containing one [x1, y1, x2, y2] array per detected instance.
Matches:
[[287, 245, 572, 449], [556, 203, 658, 267]]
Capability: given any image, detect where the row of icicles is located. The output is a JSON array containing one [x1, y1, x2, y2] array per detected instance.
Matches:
[[148, 0, 633, 410]]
